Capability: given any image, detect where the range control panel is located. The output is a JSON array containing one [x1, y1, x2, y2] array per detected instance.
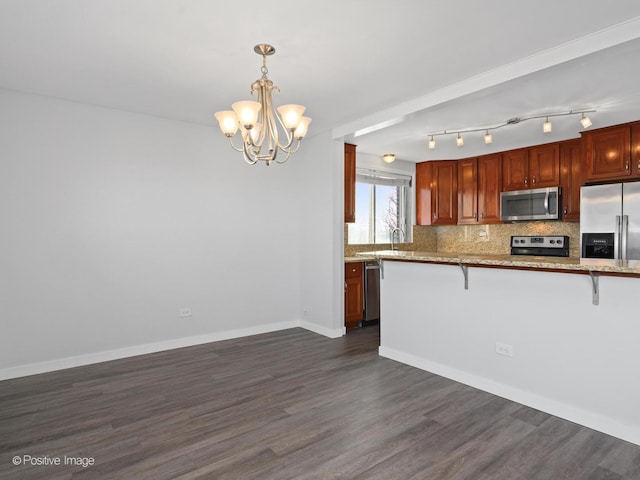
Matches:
[[510, 236, 567, 249]]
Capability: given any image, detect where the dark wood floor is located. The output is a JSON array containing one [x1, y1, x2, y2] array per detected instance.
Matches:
[[1, 327, 639, 479]]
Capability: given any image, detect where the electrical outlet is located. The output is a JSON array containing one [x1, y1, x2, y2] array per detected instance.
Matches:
[[179, 307, 192, 318], [495, 342, 514, 357]]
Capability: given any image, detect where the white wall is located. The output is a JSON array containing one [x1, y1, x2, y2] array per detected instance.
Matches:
[[379, 260, 640, 445], [0, 89, 307, 377], [294, 131, 345, 338]]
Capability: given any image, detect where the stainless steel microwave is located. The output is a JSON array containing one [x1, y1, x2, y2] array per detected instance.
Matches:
[[500, 186, 561, 222]]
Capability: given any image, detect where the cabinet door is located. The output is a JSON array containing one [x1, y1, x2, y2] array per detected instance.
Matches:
[[477, 153, 502, 224], [415, 161, 433, 225], [584, 126, 631, 182], [502, 149, 529, 191], [457, 157, 478, 224], [632, 122, 640, 178], [560, 139, 583, 222], [344, 263, 363, 328], [529, 143, 560, 188], [344, 143, 356, 223], [432, 161, 458, 225]]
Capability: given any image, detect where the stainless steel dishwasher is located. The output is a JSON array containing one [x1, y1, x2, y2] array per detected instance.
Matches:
[[363, 261, 380, 325]]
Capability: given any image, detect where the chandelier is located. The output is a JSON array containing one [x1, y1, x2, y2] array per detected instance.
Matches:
[[214, 44, 311, 166]]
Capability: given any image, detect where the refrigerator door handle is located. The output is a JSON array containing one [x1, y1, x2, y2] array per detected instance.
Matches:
[[622, 215, 629, 261], [615, 215, 622, 260]]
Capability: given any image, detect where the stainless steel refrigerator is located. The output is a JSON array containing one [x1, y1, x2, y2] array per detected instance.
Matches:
[[580, 182, 640, 260]]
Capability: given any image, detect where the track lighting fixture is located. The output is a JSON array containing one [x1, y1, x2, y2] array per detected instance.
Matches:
[[426, 109, 595, 150]]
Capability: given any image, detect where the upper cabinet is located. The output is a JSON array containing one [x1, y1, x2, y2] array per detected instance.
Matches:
[[457, 154, 502, 225], [502, 144, 559, 191], [457, 157, 478, 224], [477, 153, 503, 224], [416, 160, 458, 226], [502, 148, 529, 191], [633, 122, 640, 177], [583, 125, 633, 182], [344, 143, 356, 223], [559, 139, 583, 222], [529, 143, 560, 188]]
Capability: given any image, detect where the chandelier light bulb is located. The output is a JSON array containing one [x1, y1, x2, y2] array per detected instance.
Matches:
[[277, 104, 305, 130], [484, 130, 493, 144], [456, 133, 464, 147], [215, 111, 239, 136], [543, 117, 552, 133], [294, 117, 312, 139], [581, 114, 593, 129], [232, 101, 261, 128], [428, 136, 436, 150]]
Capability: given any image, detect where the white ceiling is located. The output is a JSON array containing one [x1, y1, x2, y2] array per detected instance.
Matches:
[[1, 1, 640, 162]]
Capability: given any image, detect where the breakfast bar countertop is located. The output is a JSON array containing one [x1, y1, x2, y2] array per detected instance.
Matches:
[[355, 250, 640, 275]]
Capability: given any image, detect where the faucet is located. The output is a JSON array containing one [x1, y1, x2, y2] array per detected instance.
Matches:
[[390, 227, 405, 251]]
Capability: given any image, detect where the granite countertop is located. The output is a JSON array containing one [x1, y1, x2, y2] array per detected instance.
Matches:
[[345, 256, 376, 263], [355, 250, 640, 275]]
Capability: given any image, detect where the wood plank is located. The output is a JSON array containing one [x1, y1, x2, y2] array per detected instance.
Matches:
[[1, 326, 639, 479]]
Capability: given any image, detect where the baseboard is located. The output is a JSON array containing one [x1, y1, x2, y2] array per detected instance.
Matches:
[[379, 346, 640, 447], [299, 320, 344, 339], [0, 321, 300, 381]]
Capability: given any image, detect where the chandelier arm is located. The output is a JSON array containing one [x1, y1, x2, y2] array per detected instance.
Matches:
[[274, 148, 292, 164], [241, 142, 259, 165], [286, 139, 302, 155], [228, 136, 246, 153], [273, 108, 296, 150]]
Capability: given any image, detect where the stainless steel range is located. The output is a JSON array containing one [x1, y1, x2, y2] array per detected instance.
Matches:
[[510, 235, 570, 257]]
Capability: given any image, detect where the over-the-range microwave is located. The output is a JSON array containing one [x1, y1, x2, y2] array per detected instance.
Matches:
[[500, 186, 561, 222]]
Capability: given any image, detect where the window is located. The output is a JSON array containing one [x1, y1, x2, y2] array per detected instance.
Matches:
[[348, 169, 412, 245]]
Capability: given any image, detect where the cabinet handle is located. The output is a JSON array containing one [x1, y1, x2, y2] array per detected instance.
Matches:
[[532, 176, 536, 185], [524, 176, 528, 185], [481, 212, 485, 219], [626, 161, 630, 172]]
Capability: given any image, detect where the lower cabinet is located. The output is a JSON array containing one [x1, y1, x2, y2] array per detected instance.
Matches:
[[344, 262, 363, 329]]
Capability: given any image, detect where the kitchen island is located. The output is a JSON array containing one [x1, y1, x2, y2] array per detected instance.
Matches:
[[357, 250, 640, 446]]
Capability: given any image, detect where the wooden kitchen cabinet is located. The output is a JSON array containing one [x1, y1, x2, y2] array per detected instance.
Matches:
[[529, 143, 560, 188], [631, 121, 640, 177], [583, 125, 633, 182], [477, 153, 502, 223], [457, 157, 478, 224], [502, 144, 559, 191], [416, 160, 458, 225], [559, 138, 583, 222], [502, 148, 529, 191], [344, 143, 356, 223], [344, 262, 363, 328], [458, 154, 502, 225]]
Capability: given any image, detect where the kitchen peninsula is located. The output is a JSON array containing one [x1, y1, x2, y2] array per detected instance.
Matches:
[[356, 249, 640, 446]]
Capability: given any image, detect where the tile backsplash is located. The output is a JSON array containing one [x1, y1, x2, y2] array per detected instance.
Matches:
[[345, 221, 580, 258]]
